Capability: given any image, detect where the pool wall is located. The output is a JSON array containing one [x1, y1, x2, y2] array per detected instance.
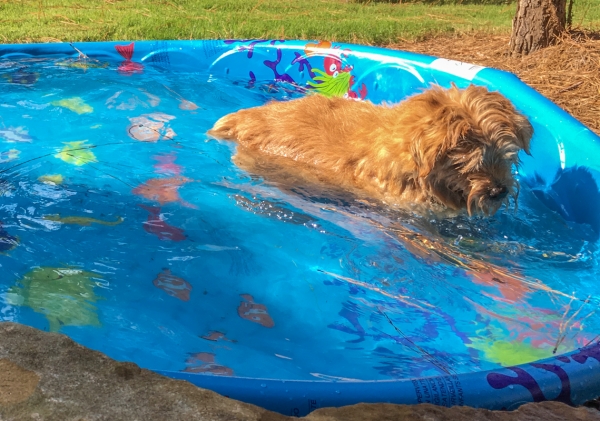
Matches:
[[2, 39, 600, 416], [159, 341, 600, 415]]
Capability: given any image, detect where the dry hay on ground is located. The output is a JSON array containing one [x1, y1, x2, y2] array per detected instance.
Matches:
[[388, 32, 600, 136]]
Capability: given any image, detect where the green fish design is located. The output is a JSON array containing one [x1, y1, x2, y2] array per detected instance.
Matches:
[[307, 68, 352, 98], [55, 140, 97, 166], [6, 267, 102, 332]]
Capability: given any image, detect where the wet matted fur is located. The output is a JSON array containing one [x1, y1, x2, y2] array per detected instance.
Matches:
[[208, 84, 533, 216]]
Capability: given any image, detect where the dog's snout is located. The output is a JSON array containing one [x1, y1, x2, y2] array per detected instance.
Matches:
[[489, 185, 508, 200]]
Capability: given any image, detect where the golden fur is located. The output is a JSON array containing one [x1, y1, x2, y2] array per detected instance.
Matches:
[[208, 84, 533, 216]]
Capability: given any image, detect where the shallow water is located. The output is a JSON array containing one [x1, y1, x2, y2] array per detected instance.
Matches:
[[0, 57, 599, 381]]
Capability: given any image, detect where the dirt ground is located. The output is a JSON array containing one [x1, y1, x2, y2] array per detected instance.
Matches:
[[388, 31, 600, 136]]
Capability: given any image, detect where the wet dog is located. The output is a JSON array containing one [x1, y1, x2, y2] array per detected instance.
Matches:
[[208, 84, 533, 216]]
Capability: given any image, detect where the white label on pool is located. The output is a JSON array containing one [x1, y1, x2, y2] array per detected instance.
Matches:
[[429, 58, 485, 81]]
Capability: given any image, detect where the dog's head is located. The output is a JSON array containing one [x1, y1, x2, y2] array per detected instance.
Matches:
[[407, 84, 533, 216]]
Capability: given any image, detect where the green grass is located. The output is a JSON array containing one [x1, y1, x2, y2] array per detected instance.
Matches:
[[0, 0, 599, 45]]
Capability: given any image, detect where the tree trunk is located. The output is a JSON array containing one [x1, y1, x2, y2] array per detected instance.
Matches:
[[510, 0, 567, 56]]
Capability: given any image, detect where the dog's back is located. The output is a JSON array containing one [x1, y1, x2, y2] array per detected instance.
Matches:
[[208, 94, 417, 198], [208, 86, 533, 215], [209, 94, 386, 163]]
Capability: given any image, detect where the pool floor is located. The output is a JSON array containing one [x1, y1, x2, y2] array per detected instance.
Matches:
[[1, 56, 599, 382]]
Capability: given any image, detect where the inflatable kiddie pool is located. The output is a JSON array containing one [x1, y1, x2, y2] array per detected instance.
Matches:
[[1, 40, 600, 416]]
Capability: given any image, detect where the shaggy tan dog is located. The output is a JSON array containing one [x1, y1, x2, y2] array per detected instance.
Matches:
[[208, 84, 533, 216]]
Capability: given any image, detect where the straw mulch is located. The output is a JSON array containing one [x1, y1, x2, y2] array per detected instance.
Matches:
[[388, 32, 600, 136]]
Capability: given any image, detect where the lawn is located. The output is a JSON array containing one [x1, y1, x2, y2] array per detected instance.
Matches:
[[1, 0, 598, 46]]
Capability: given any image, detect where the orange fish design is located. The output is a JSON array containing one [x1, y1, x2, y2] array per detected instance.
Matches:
[[152, 268, 192, 301], [132, 176, 196, 208], [237, 294, 274, 328], [183, 352, 233, 376], [384, 221, 565, 303], [467, 268, 531, 303], [179, 99, 199, 111], [201, 331, 236, 342], [469, 301, 563, 349], [162, 85, 200, 111], [304, 40, 332, 56]]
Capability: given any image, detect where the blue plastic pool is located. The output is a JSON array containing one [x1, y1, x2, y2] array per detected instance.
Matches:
[[1, 40, 600, 416]]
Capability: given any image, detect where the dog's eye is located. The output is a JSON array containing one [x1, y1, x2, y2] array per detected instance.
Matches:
[[504, 149, 520, 163]]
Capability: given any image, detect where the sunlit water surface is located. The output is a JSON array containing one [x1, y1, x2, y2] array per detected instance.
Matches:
[[0, 57, 599, 381]]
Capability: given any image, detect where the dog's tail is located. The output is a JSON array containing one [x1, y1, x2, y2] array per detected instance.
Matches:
[[207, 112, 247, 141], [208, 107, 270, 145], [208, 108, 265, 143]]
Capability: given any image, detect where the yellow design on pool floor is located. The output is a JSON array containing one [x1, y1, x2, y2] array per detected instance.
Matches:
[[55, 140, 97, 166], [43, 214, 124, 226], [38, 174, 64, 185], [470, 338, 552, 367], [51, 97, 93, 114]]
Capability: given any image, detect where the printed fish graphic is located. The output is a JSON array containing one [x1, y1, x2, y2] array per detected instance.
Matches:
[[106, 90, 160, 111], [153, 153, 182, 176], [388, 222, 567, 301], [470, 338, 551, 367], [139, 204, 186, 241], [201, 331, 237, 342], [6, 266, 102, 332], [0, 127, 33, 143], [467, 268, 530, 303], [162, 85, 199, 111], [0, 149, 20, 163], [0, 221, 19, 253], [133, 176, 195, 208], [183, 352, 233, 376], [43, 214, 123, 226], [179, 100, 199, 111], [115, 43, 144, 75], [56, 58, 109, 71], [127, 113, 176, 142], [152, 268, 192, 301], [1, 70, 39, 85], [468, 300, 589, 355], [55, 140, 97, 166], [51, 97, 93, 114], [237, 294, 275, 328], [38, 174, 64, 185], [304, 40, 332, 56]]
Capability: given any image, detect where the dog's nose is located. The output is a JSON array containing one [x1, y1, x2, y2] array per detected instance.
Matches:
[[489, 185, 508, 200]]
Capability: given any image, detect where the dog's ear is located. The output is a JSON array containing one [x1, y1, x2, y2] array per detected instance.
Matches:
[[514, 114, 533, 156], [412, 107, 472, 178]]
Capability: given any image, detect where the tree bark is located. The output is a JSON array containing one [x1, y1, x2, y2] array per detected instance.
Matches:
[[510, 0, 567, 56]]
